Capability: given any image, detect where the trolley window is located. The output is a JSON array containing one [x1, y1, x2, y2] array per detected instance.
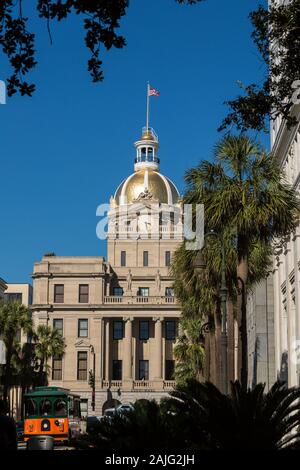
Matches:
[[40, 399, 52, 416], [25, 398, 37, 417], [54, 398, 67, 417]]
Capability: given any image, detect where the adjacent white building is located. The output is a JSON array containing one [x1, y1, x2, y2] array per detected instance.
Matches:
[[272, 102, 300, 386]]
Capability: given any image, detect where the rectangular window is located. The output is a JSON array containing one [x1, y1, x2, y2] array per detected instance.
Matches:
[[79, 284, 89, 303], [138, 287, 149, 297], [113, 320, 123, 340], [165, 320, 176, 340], [165, 360, 175, 380], [78, 319, 88, 338], [77, 351, 88, 380], [139, 321, 149, 340], [165, 287, 174, 297], [112, 360, 122, 380], [4, 293, 22, 303], [52, 355, 63, 380], [53, 319, 63, 336], [113, 287, 124, 296], [139, 360, 149, 380], [54, 284, 64, 303], [143, 251, 149, 267], [121, 251, 126, 267], [165, 251, 171, 267]]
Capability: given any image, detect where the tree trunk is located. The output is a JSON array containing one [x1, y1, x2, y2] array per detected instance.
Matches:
[[237, 256, 248, 390], [39, 358, 44, 375], [209, 329, 216, 385], [204, 328, 210, 381], [227, 297, 235, 383], [21, 385, 26, 420], [213, 305, 222, 390], [3, 340, 13, 410]]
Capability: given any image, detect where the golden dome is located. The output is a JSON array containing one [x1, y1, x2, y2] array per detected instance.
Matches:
[[114, 170, 180, 206], [141, 130, 155, 141]]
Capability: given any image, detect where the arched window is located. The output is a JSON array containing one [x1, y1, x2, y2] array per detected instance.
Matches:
[[141, 147, 147, 161], [148, 147, 153, 161]]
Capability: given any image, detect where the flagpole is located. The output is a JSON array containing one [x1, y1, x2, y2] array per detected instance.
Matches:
[[146, 82, 150, 131]]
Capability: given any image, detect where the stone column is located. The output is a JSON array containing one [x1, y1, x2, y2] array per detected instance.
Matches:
[[105, 319, 110, 381], [273, 259, 281, 377], [293, 228, 300, 384], [152, 317, 163, 381], [123, 317, 133, 388], [99, 318, 104, 382], [284, 241, 297, 386]]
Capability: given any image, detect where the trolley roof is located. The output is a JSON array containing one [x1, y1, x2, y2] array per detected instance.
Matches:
[[24, 386, 80, 398]]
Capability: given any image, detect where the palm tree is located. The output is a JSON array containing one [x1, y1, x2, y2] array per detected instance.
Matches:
[[182, 135, 300, 388], [174, 318, 205, 384], [172, 225, 273, 385], [168, 379, 300, 449], [13, 342, 39, 419], [33, 325, 65, 381], [0, 300, 32, 407]]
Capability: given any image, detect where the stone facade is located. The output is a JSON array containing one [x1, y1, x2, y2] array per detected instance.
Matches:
[[32, 127, 183, 415], [247, 277, 276, 389], [0, 278, 7, 299], [4, 283, 33, 344], [269, 0, 300, 386], [2, 283, 33, 419], [271, 104, 300, 386]]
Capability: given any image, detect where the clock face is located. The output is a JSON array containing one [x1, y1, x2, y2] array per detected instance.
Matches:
[[138, 213, 151, 234]]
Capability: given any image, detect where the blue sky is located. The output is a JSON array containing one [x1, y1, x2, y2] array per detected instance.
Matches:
[[0, 0, 268, 284]]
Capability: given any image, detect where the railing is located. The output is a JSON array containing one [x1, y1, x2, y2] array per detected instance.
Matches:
[[104, 296, 176, 305], [101, 380, 176, 391], [135, 156, 160, 164], [163, 381, 176, 390], [108, 225, 183, 237], [102, 380, 122, 389], [133, 381, 154, 390]]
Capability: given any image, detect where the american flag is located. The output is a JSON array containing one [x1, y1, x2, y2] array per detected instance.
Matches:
[[148, 86, 160, 97]]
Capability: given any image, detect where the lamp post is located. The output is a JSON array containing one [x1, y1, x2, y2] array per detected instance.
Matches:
[[194, 231, 228, 394], [89, 345, 96, 412]]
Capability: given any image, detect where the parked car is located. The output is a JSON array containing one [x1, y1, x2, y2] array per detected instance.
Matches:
[[102, 404, 134, 421], [103, 408, 116, 419], [86, 416, 102, 434], [16, 420, 24, 441], [116, 404, 134, 415]]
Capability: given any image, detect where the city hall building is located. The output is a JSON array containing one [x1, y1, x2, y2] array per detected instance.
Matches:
[[31, 126, 183, 415]]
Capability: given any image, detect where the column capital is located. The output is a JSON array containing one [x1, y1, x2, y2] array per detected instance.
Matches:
[[123, 316, 134, 322], [152, 316, 164, 323]]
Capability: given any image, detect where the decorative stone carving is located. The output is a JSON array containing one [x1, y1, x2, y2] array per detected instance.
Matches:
[[134, 188, 154, 202], [126, 269, 132, 291], [155, 269, 161, 292]]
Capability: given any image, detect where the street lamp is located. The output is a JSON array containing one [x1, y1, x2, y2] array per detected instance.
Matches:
[[89, 345, 96, 411], [194, 231, 228, 394]]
